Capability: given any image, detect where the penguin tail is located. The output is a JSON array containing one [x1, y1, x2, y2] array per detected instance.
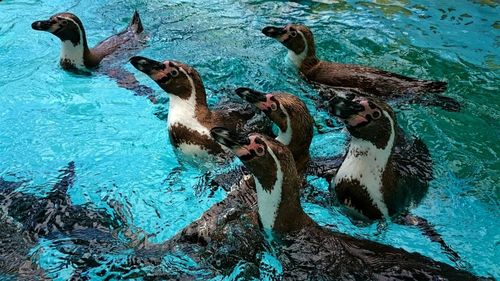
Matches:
[[129, 10, 144, 34], [415, 94, 462, 112], [421, 80, 448, 93]]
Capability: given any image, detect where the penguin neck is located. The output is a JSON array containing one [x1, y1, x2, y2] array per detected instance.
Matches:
[[167, 71, 211, 135], [275, 105, 293, 146], [59, 27, 93, 70], [334, 111, 396, 218], [287, 32, 319, 74], [254, 146, 313, 234], [274, 105, 312, 178]]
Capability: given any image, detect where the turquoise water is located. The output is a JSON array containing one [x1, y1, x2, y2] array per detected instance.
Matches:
[[0, 0, 498, 279]]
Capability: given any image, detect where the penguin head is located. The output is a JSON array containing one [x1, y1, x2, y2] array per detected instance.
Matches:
[[32, 13, 85, 45], [235, 87, 289, 131], [262, 24, 314, 56], [130, 56, 202, 98], [328, 93, 396, 149], [210, 127, 293, 190]]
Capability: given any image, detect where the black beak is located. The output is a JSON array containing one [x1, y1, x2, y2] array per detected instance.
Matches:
[[210, 127, 250, 149], [235, 87, 267, 104], [31, 20, 52, 31], [129, 56, 164, 74], [262, 26, 287, 38], [328, 95, 365, 119]]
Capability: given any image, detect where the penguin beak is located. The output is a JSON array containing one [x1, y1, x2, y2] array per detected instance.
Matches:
[[211, 127, 262, 161], [262, 26, 287, 38], [235, 87, 267, 104], [210, 127, 250, 150], [327, 95, 365, 120], [31, 20, 52, 31], [129, 56, 165, 75]]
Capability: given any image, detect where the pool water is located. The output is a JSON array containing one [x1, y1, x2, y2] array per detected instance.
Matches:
[[0, 0, 498, 280]]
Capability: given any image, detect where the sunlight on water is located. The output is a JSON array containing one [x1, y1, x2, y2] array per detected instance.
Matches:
[[0, 0, 498, 279]]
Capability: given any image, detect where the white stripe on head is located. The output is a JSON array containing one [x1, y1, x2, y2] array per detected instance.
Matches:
[[255, 145, 283, 231], [275, 104, 292, 145], [334, 110, 395, 218], [287, 31, 308, 67], [59, 17, 85, 69], [167, 67, 210, 136]]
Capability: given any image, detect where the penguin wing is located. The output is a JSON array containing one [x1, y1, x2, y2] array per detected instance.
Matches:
[[91, 31, 131, 60], [308, 62, 447, 96], [101, 66, 156, 103], [91, 11, 146, 62], [212, 102, 257, 130], [392, 136, 433, 183]]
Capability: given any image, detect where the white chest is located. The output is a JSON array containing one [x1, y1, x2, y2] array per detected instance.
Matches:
[[287, 50, 307, 68], [174, 142, 223, 170], [60, 40, 85, 69], [167, 95, 209, 134], [255, 147, 283, 230]]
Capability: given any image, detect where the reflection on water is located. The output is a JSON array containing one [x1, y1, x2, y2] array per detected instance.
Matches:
[[0, 0, 498, 279]]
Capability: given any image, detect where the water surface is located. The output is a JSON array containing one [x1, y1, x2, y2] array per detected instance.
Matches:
[[0, 0, 498, 279]]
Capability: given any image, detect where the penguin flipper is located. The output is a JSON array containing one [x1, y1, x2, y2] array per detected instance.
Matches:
[[419, 94, 462, 112], [395, 213, 470, 270], [105, 67, 157, 103], [306, 155, 344, 182]]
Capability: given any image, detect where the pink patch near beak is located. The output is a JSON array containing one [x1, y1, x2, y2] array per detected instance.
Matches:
[[346, 100, 379, 127], [347, 115, 368, 127], [234, 136, 261, 157], [151, 71, 163, 80], [256, 94, 276, 111]]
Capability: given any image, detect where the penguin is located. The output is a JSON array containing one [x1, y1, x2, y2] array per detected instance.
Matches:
[[210, 127, 485, 281], [234, 87, 344, 190], [129, 56, 272, 169], [31, 11, 155, 101], [235, 87, 314, 178], [327, 92, 432, 220], [262, 24, 461, 112], [0, 162, 128, 278]]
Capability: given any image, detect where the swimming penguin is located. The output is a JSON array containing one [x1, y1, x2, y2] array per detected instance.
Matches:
[[31, 11, 155, 101], [210, 127, 485, 280], [327, 93, 467, 264], [328, 92, 432, 220], [235, 87, 314, 177], [234, 87, 342, 183], [129, 56, 272, 168], [0, 162, 128, 279], [262, 24, 461, 111]]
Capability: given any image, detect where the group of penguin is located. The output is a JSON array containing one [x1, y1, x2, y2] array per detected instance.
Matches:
[[27, 9, 490, 281]]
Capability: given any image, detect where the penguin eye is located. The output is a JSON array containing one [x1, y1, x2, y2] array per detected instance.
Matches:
[[270, 103, 278, 111], [290, 30, 297, 37], [170, 69, 179, 77], [255, 146, 265, 156], [372, 110, 381, 119], [61, 20, 68, 26]]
